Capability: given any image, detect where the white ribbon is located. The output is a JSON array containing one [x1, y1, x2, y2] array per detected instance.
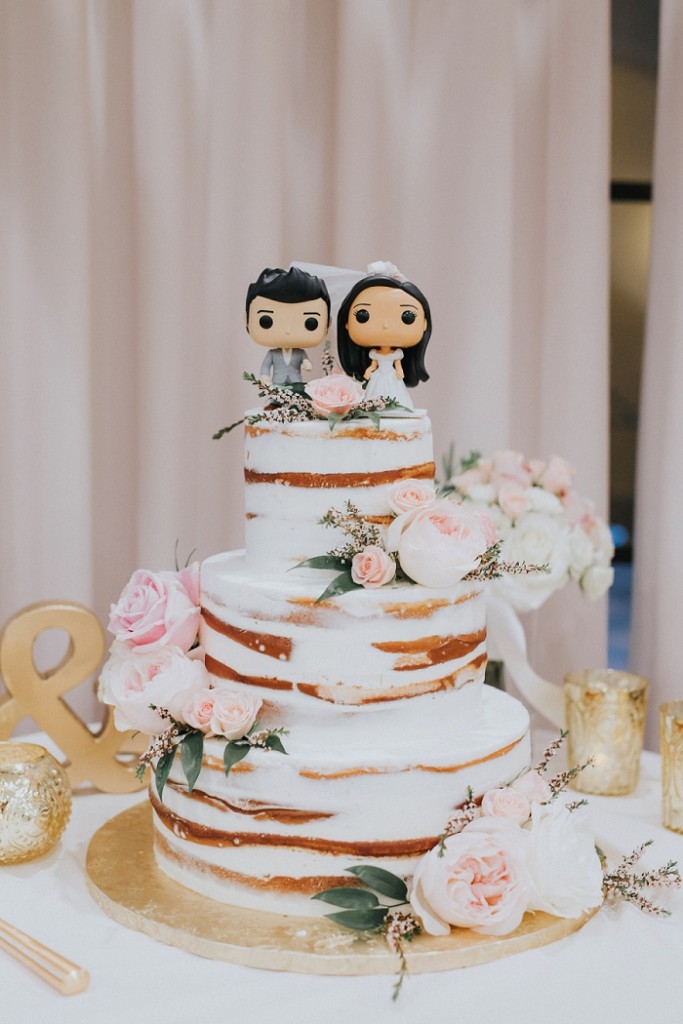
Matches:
[[486, 591, 565, 728]]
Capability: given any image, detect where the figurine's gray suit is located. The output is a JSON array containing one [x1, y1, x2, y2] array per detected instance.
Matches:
[[259, 348, 308, 385]]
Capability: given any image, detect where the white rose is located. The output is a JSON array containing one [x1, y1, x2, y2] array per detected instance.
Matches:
[[568, 525, 596, 581], [525, 802, 604, 918], [587, 517, 615, 564], [493, 512, 571, 612], [98, 642, 210, 735], [466, 483, 497, 505], [510, 769, 552, 803], [525, 487, 564, 515], [581, 564, 615, 600]]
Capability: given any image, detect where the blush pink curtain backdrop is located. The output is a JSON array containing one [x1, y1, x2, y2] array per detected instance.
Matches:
[[0, 0, 610, 725], [631, 0, 683, 748]]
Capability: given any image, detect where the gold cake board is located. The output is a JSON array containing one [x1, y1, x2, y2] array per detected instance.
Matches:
[[85, 802, 597, 975]]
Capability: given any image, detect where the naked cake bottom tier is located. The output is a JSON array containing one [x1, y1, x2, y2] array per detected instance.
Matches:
[[152, 685, 530, 916]]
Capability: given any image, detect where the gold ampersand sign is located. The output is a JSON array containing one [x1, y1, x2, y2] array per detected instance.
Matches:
[[0, 602, 145, 792]]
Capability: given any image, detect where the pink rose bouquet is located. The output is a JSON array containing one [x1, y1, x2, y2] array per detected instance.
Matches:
[[108, 564, 201, 653], [449, 450, 614, 611]]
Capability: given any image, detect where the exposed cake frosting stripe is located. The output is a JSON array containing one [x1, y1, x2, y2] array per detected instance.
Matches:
[[244, 461, 435, 488], [296, 659, 483, 704], [298, 730, 527, 780], [204, 652, 483, 703], [155, 831, 363, 894], [204, 655, 293, 690], [373, 630, 486, 669], [166, 780, 334, 824], [201, 608, 292, 661], [151, 792, 438, 855]]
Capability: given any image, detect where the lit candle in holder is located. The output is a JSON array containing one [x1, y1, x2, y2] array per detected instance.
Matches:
[[660, 701, 683, 834], [564, 670, 649, 796]]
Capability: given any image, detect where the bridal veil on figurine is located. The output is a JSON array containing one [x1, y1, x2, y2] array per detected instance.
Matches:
[[336, 262, 431, 412], [245, 266, 331, 385]]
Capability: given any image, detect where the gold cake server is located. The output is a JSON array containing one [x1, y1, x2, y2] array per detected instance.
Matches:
[[0, 916, 89, 994]]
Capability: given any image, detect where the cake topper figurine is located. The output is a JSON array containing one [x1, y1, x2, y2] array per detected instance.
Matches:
[[337, 267, 431, 411], [245, 266, 331, 386]]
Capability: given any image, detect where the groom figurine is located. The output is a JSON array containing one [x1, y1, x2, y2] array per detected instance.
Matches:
[[245, 266, 331, 386]]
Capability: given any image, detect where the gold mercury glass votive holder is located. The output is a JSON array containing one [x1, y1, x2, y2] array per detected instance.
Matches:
[[0, 742, 72, 865], [660, 701, 683, 834], [564, 669, 649, 796]]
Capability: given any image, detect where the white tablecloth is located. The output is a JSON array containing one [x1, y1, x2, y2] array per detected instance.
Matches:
[[2, 743, 682, 1024]]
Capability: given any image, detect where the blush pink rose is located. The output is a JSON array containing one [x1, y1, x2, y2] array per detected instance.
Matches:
[[539, 455, 575, 496], [410, 819, 531, 936], [510, 769, 552, 804], [451, 462, 492, 494], [170, 684, 262, 739], [481, 787, 531, 824], [497, 482, 530, 522], [305, 375, 364, 416], [387, 499, 491, 588], [108, 564, 201, 653], [491, 450, 533, 490], [98, 642, 210, 735], [387, 478, 436, 515], [351, 545, 396, 589]]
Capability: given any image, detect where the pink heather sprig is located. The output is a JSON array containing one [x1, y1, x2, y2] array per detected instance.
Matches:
[[436, 786, 478, 853], [533, 730, 569, 774], [383, 910, 421, 1002], [529, 729, 595, 799], [136, 707, 182, 779], [602, 841, 681, 915], [321, 501, 383, 561]]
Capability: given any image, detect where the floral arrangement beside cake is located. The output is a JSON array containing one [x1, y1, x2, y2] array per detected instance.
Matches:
[[97, 262, 678, 996]]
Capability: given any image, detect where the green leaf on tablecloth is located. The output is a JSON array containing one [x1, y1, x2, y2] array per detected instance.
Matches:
[[347, 865, 408, 901], [155, 748, 176, 800], [223, 740, 250, 775], [180, 730, 204, 792]]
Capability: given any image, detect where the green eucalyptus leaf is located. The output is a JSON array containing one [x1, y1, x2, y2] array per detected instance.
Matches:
[[292, 554, 348, 572], [180, 730, 204, 793], [315, 570, 360, 604], [367, 410, 381, 430], [223, 741, 251, 775], [328, 412, 344, 433], [313, 888, 379, 909], [264, 734, 288, 755], [347, 865, 408, 901], [155, 748, 177, 800], [324, 907, 388, 931]]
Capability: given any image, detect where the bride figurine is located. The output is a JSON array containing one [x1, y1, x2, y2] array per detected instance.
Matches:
[[336, 264, 431, 411]]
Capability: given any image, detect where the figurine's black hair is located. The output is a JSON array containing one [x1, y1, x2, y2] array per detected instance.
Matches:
[[246, 267, 331, 321], [336, 276, 431, 387]]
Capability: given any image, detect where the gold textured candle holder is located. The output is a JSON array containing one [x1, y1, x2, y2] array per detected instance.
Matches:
[[660, 701, 683, 834], [0, 742, 72, 864], [564, 670, 649, 796]]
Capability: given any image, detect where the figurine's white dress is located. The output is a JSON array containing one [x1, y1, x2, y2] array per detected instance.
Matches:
[[364, 348, 414, 410]]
